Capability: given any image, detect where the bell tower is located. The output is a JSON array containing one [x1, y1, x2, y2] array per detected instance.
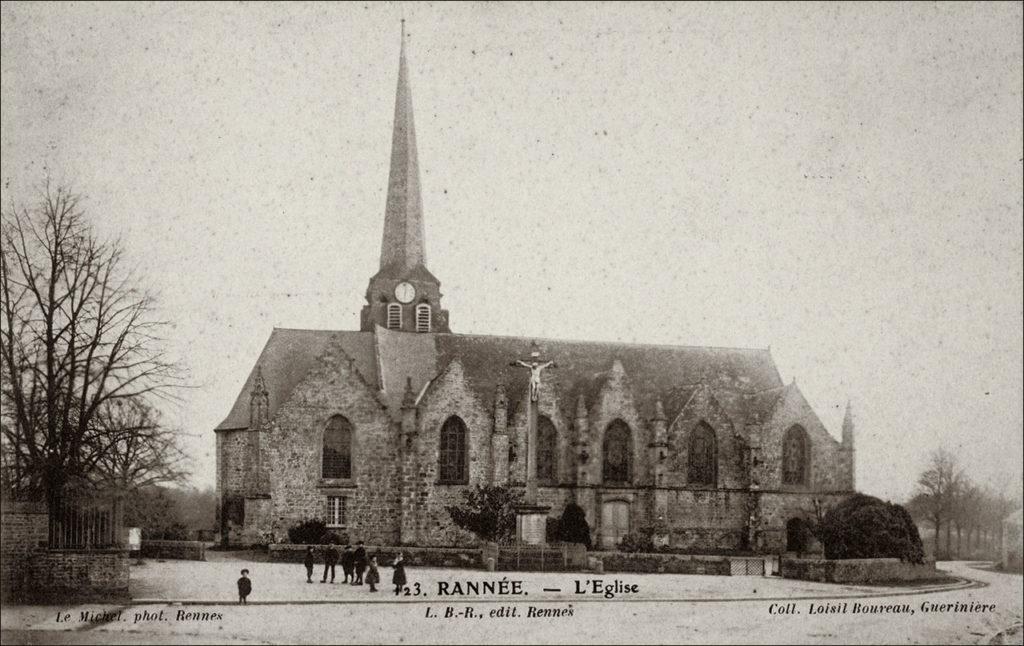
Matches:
[[360, 21, 450, 333]]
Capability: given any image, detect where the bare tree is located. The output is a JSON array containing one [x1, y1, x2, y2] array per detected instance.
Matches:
[[0, 183, 181, 505], [86, 397, 189, 491], [950, 481, 981, 558], [912, 447, 964, 557]]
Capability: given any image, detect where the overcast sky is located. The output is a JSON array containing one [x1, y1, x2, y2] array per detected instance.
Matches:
[[2, 2, 1021, 502]]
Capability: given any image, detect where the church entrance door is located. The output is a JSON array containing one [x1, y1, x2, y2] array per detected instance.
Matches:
[[600, 500, 630, 550]]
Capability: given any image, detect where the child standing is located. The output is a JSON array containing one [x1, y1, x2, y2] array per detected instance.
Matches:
[[392, 552, 407, 596], [237, 569, 252, 604], [303, 546, 315, 583], [366, 555, 380, 592]]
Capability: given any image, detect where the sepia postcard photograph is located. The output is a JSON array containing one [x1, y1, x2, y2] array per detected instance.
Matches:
[[1, 2, 1022, 644]]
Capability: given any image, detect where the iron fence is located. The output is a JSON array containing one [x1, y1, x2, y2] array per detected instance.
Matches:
[[48, 496, 124, 549]]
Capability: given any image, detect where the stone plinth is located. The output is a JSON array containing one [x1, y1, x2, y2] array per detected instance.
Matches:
[[515, 504, 550, 545]]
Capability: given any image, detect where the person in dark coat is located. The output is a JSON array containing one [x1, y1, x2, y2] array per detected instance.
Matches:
[[321, 542, 339, 583], [237, 568, 252, 604], [366, 555, 380, 592], [352, 541, 367, 585], [341, 544, 355, 583], [303, 546, 315, 583], [392, 552, 407, 596]]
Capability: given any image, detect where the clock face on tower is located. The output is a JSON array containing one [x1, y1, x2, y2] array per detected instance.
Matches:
[[394, 282, 415, 304]]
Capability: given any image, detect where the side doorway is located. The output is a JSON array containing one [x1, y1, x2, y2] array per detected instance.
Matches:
[[600, 500, 631, 550]]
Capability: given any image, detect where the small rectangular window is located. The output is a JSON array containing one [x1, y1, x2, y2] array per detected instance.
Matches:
[[326, 496, 347, 528], [387, 304, 402, 329]]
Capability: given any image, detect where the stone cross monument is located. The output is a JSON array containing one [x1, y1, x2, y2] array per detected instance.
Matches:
[[509, 341, 556, 544]]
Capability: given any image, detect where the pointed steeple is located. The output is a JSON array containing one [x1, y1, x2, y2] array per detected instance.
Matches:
[[380, 20, 426, 275], [360, 22, 450, 333]]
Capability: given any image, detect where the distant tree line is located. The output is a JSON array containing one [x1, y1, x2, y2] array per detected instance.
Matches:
[[907, 448, 1020, 560], [126, 486, 217, 540]]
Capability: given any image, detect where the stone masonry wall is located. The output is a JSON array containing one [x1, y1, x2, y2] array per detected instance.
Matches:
[[581, 361, 650, 488], [406, 359, 494, 546], [664, 489, 752, 551], [26, 549, 130, 602], [781, 557, 944, 584], [508, 383, 573, 486], [1, 501, 48, 599], [140, 540, 207, 561], [216, 429, 259, 543], [216, 335, 854, 553], [758, 386, 851, 492], [265, 337, 400, 544], [757, 492, 849, 552], [666, 386, 747, 489]]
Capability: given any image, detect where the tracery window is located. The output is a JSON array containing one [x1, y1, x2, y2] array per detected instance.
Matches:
[[439, 416, 469, 484], [322, 415, 353, 479], [688, 422, 717, 485], [537, 415, 557, 484], [782, 425, 810, 485], [602, 420, 632, 484]]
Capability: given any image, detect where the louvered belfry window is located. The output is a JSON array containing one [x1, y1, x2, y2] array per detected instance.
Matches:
[[322, 415, 353, 479], [439, 416, 468, 484], [415, 303, 431, 332], [387, 303, 402, 329]]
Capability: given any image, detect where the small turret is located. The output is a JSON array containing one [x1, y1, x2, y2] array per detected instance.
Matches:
[[649, 399, 669, 486], [841, 399, 856, 491], [841, 400, 855, 450], [249, 365, 269, 429]]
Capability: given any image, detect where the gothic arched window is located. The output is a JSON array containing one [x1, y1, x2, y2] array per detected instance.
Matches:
[[602, 420, 632, 484], [782, 425, 810, 485], [439, 416, 468, 484], [537, 415, 557, 484], [322, 415, 353, 479], [688, 422, 717, 486]]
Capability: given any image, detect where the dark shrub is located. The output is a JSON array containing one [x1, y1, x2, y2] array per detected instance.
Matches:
[[545, 516, 561, 543], [287, 519, 328, 545], [816, 494, 924, 563], [558, 503, 592, 548], [618, 526, 655, 553]]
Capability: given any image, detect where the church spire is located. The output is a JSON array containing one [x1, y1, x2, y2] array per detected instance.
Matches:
[[360, 22, 450, 333], [379, 20, 426, 274]]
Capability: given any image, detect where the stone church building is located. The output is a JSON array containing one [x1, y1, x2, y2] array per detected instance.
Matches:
[[216, 30, 856, 552]]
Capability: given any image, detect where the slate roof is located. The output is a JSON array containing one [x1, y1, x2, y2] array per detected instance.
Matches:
[[434, 333, 782, 422], [216, 329, 377, 430], [216, 326, 784, 430]]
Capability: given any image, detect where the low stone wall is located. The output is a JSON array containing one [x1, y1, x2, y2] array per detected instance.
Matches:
[[1, 501, 48, 599], [269, 544, 482, 569], [2, 500, 131, 602], [593, 551, 732, 575], [140, 540, 207, 561], [23, 549, 130, 602], [781, 558, 946, 584], [484, 542, 589, 572]]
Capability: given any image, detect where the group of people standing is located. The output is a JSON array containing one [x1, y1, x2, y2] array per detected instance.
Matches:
[[303, 541, 407, 594]]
